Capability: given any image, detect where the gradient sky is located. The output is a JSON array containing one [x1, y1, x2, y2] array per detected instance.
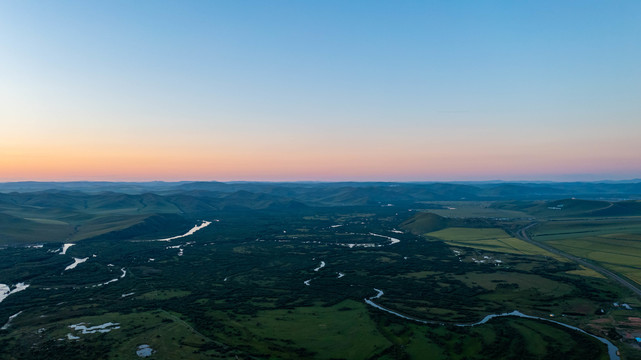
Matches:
[[1, 1, 640, 181]]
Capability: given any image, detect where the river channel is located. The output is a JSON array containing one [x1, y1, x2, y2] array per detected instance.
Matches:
[[365, 288, 620, 360]]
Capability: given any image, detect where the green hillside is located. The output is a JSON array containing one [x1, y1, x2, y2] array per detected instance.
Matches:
[[401, 212, 448, 234]]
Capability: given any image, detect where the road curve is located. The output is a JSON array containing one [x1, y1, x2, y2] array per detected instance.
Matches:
[[515, 223, 641, 299]]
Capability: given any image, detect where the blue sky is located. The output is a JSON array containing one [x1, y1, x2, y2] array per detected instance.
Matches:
[[1, 1, 640, 181]]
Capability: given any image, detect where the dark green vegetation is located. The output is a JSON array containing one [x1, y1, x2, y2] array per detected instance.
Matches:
[[1, 181, 641, 359]]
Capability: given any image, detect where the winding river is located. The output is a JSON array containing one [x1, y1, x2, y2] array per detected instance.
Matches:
[[314, 261, 326, 272], [64, 257, 89, 271], [152, 220, 212, 242], [365, 289, 620, 360], [0, 283, 29, 304]]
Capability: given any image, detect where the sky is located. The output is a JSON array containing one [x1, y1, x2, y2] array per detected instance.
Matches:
[[1, 1, 640, 182]]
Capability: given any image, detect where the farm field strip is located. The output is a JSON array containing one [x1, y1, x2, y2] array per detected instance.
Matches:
[[426, 227, 565, 260], [532, 221, 641, 286]]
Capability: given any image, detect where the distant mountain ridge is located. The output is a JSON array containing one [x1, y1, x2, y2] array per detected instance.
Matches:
[[2, 181, 641, 201], [2, 180, 641, 246]]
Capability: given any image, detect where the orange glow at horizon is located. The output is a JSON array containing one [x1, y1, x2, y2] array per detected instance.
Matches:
[[1, 2, 640, 182], [2, 136, 640, 182]]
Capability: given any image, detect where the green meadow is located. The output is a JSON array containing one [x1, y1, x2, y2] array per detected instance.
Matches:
[[3, 188, 641, 359]]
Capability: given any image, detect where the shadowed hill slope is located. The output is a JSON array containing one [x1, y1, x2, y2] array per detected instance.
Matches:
[[401, 212, 448, 234]]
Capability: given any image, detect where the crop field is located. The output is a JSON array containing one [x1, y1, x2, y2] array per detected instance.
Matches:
[[533, 220, 641, 285], [533, 219, 641, 241], [566, 265, 607, 279], [426, 227, 565, 260]]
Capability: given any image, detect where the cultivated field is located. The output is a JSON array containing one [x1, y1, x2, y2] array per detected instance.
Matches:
[[533, 219, 641, 285], [426, 227, 565, 260]]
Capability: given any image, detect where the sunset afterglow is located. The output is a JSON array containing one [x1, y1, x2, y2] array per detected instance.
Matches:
[[1, 1, 640, 181]]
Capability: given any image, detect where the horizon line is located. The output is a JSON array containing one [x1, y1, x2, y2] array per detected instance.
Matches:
[[1, 179, 640, 184]]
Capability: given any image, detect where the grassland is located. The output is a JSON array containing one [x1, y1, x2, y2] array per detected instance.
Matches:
[[454, 271, 574, 295], [137, 290, 192, 300], [0, 210, 191, 244], [419, 201, 531, 218], [218, 300, 391, 359], [374, 315, 610, 360], [2, 195, 640, 359], [2, 309, 225, 360]]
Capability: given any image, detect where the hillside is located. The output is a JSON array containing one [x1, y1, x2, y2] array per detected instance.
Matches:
[[400, 212, 448, 234]]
